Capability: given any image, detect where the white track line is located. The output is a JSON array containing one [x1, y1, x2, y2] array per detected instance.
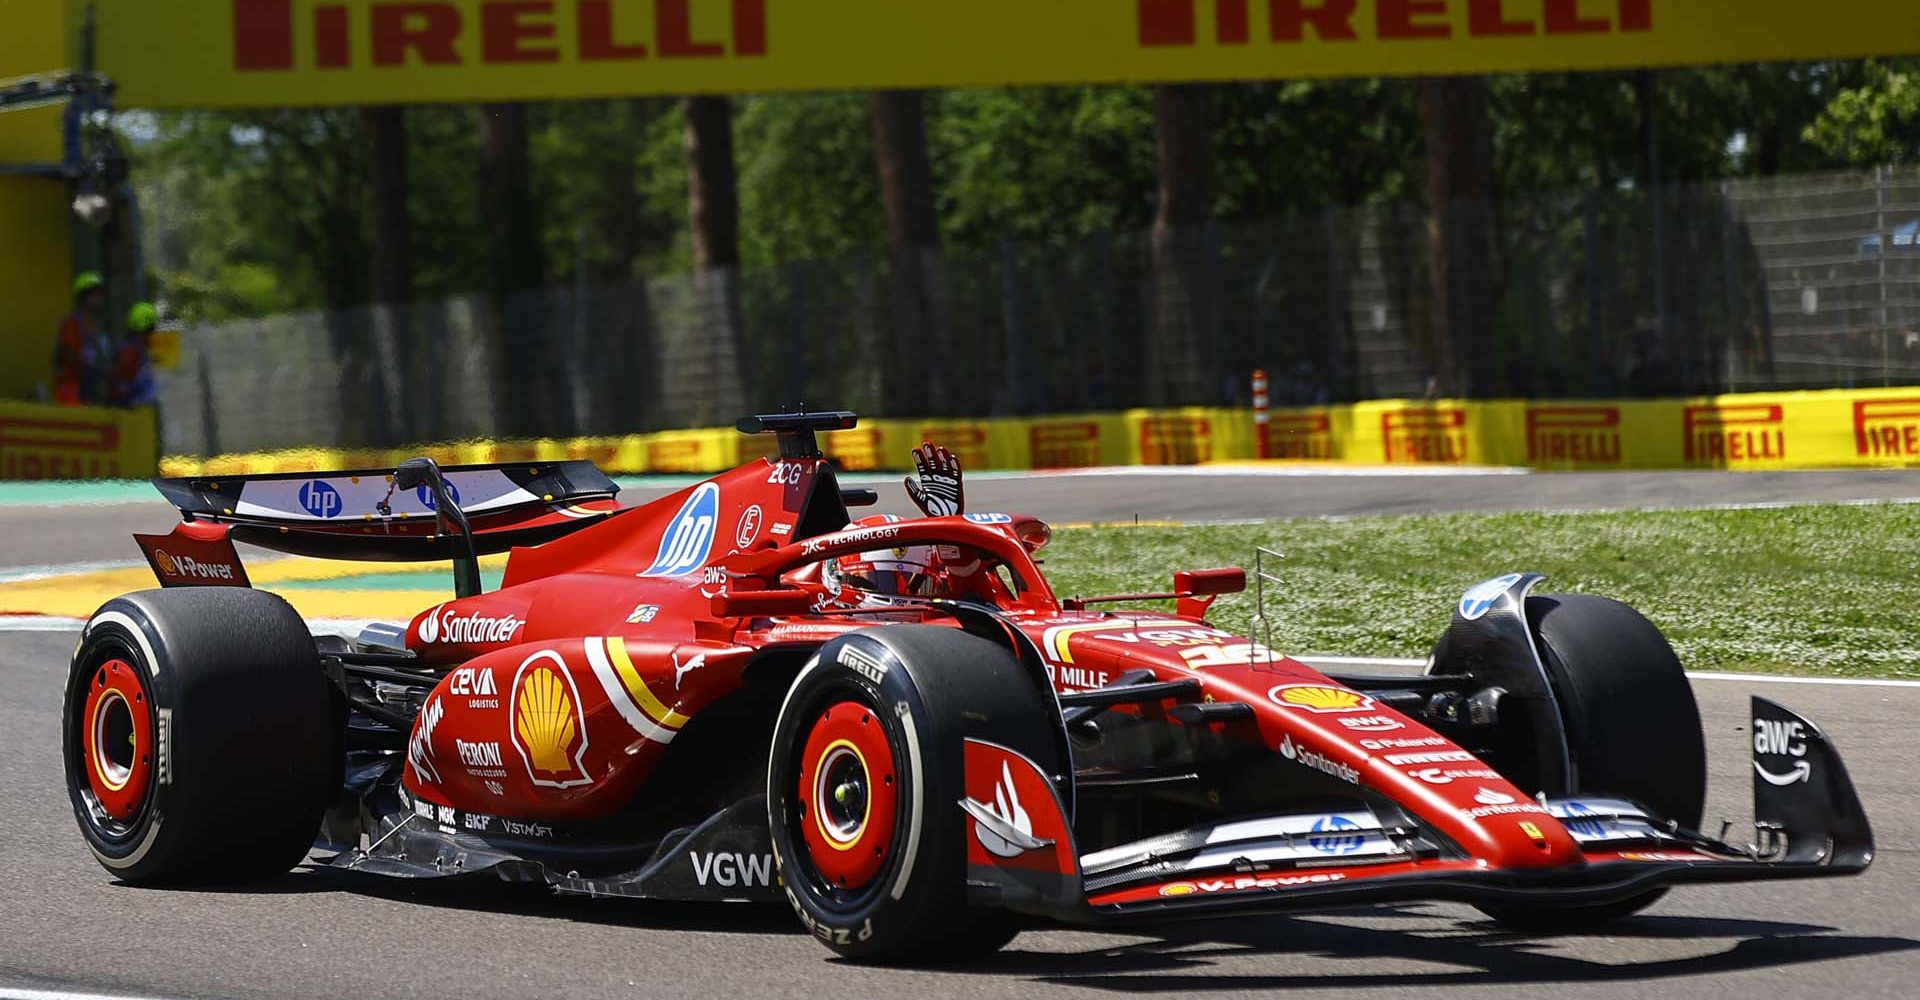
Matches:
[[0, 615, 396, 636], [1, 989, 181, 1000], [1299, 655, 1920, 689], [1299, 655, 1428, 669], [0, 561, 144, 585], [1028, 464, 1532, 478], [0, 616, 82, 633], [1686, 670, 1920, 689]]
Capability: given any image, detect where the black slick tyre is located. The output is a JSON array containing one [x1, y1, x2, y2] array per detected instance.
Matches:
[[1477, 593, 1705, 927], [768, 625, 1066, 963], [63, 588, 334, 884]]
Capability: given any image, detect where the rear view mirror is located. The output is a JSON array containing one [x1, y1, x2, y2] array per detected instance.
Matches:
[[392, 456, 481, 599], [1174, 568, 1244, 622], [712, 589, 816, 618], [1175, 568, 1246, 596], [394, 457, 437, 492]]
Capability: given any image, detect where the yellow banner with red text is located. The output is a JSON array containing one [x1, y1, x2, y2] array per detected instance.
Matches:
[[153, 385, 1920, 479], [93, 0, 1920, 110], [1, 401, 158, 480]]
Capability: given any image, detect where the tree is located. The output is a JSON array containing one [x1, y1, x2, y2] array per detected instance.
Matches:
[[681, 95, 746, 424], [1419, 76, 1496, 396], [871, 89, 946, 414], [1805, 60, 1920, 165], [362, 107, 412, 310], [528, 99, 676, 433], [361, 104, 413, 436], [474, 102, 555, 435], [1149, 83, 1215, 406], [1211, 80, 1422, 214], [731, 93, 881, 266], [931, 86, 1158, 250]]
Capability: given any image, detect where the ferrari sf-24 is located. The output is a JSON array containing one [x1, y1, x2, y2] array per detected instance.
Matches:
[[63, 412, 1872, 961]]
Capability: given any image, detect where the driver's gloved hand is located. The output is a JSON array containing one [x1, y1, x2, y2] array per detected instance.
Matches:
[[904, 443, 964, 517]]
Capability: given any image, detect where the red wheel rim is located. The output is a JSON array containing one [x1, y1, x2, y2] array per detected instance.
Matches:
[[796, 700, 897, 890], [81, 658, 153, 821]]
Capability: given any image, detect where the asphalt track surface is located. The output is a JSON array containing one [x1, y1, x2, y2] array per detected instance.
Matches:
[[4, 468, 1919, 999]]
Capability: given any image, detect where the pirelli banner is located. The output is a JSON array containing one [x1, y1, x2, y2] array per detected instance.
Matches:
[[155, 385, 1920, 478], [96, 1, 1920, 109], [1351, 389, 1920, 470], [1, 401, 159, 480]]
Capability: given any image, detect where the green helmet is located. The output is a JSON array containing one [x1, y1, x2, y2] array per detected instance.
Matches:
[[128, 302, 159, 333], [72, 271, 104, 296]]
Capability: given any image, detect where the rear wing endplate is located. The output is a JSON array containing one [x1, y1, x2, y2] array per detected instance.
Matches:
[[134, 521, 251, 588]]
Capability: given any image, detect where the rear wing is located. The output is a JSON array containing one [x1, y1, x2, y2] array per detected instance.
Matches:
[[148, 460, 621, 562]]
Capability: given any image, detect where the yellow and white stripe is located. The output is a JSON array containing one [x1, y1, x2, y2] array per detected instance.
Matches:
[[1040, 618, 1139, 664], [584, 636, 686, 745]]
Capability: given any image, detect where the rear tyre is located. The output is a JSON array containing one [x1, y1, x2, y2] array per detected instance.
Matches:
[[1476, 593, 1705, 927], [63, 589, 333, 884], [769, 626, 1064, 963]]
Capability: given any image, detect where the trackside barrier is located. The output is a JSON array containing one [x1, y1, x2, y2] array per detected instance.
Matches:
[[154, 385, 1920, 479], [1, 401, 158, 480]]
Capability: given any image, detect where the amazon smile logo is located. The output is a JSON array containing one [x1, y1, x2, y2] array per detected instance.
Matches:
[[1752, 715, 1812, 786]]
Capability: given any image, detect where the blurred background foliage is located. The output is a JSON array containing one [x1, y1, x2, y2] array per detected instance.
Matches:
[[129, 60, 1919, 325]]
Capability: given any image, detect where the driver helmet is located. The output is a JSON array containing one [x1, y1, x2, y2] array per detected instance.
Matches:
[[823, 514, 949, 601]]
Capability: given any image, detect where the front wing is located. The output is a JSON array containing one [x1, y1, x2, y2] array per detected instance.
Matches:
[[966, 696, 1874, 923]]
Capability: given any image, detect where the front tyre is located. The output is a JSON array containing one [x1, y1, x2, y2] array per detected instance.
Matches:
[[768, 626, 1065, 963], [1476, 593, 1705, 927], [63, 589, 334, 884]]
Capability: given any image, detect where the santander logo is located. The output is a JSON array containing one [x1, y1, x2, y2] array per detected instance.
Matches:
[[969, 761, 1037, 858], [418, 605, 525, 646]]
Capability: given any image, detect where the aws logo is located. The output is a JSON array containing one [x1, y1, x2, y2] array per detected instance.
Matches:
[[509, 650, 592, 788], [642, 482, 720, 576]]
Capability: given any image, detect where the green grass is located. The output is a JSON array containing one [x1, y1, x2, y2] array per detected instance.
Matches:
[[1040, 503, 1920, 679]]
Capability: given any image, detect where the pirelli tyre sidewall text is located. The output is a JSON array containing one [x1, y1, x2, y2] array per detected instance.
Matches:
[[62, 589, 334, 884], [768, 626, 1062, 962]]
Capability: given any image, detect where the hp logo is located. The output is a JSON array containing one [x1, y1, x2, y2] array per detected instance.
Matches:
[[1307, 815, 1366, 855], [417, 480, 461, 511], [642, 483, 720, 577], [299, 480, 343, 518]]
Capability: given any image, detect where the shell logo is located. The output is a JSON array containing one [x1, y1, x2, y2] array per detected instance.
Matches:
[[508, 650, 592, 788], [152, 550, 177, 575], [1158, 882, 1198, 897], [517, 668, 576, 772], [1268, 684, 1375, 714]]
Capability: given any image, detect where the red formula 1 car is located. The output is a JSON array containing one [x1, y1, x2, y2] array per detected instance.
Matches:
[[63, 412, 1872, 961]]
